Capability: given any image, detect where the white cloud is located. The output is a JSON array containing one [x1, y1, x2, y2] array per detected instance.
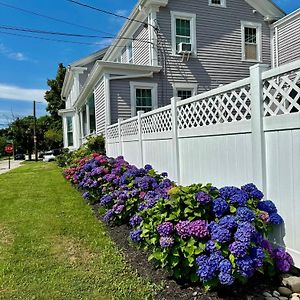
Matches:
[[0, 43, 29, 61], [0, 83, 46, 103]]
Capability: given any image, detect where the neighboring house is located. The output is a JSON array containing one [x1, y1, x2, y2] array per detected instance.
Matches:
[[60, 0, 285, 149], [271, 8, 300, 68]]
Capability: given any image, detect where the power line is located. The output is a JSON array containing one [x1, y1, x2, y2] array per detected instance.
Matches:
[[0, 30, 152, 49], [0, 25, 101, 38], [0, 1, 112, 35], [65, 0, 150, 28]]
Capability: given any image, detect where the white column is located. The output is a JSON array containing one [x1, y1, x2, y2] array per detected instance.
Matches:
[[74, 110, 81, 149], [137, 111, 144, 167], [86, 102, 90, 136], [250, 64, 269, 194], [171, 97, 181, 184]]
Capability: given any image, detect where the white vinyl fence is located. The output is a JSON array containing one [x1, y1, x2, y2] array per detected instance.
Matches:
[[106, 61, 300, 267]]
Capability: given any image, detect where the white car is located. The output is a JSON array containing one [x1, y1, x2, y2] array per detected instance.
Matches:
[[43, 151, 56, 162]]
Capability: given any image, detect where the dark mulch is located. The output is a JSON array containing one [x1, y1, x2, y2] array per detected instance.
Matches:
[[92, 205, 278, 300]]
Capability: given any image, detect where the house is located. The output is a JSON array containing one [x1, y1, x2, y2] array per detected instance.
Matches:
[[271, 8, 300, 68], [60, 0, 285, 149]]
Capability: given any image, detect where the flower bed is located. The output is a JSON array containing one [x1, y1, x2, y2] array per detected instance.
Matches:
[[63, 153, 293, 290]]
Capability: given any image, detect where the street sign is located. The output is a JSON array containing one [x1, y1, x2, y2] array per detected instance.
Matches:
[[4, 144, 13, 154]]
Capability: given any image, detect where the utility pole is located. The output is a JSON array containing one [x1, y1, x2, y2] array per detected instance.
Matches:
[[33, 100, 38, 162]]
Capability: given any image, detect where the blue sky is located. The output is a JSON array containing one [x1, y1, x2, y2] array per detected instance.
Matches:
[[0, 0, 299, 128]]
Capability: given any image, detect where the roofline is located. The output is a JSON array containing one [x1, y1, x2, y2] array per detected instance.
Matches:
[[103, 0, 168, 61], [70, 47, 108, 67], [271, 7, 300, 28], [74, 61, 162, 108]]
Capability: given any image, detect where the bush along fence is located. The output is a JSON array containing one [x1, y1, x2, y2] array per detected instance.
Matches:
[[63, 153, 293, 290]]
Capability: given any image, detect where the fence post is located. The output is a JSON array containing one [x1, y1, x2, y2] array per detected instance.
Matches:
[[137, 111, 144, 167], [250, 64, 269, 194], [171, 97, 181, 184], [118, 118, 123, 156]]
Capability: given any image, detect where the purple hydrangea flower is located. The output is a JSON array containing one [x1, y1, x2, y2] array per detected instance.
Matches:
[[114, 204, 125, 214], [103, 209, 114, 223], [175, 220, 191, 239], [273, 247, 293, 272], [236, 207, 255, 222], [269, 213, 284, 225], [130, 229, 143, 243], [82, 192, 90, 199], [159, 236, 174, 248], [257, 200, 278, 214], [100, 194, 113, 206], [195, 192, 212, 205], [211, 198, 229, 217], [157, 222, 174, 237], [188, 220, 209, 238], [229, 241, 249, 258]]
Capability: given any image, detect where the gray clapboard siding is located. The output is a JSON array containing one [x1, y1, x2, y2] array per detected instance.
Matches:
[[94, 78, 106, 134], [156, 0, 271, 93], [79, 62, 95, 91], [109, 75, 168, 124], [133, 23, 150, 65], [276, 17, 300, 66]]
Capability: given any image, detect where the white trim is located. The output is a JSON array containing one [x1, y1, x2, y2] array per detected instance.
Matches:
[[208, 0, 226, 8], [170, 11, 197, 56], [127, 41, 134, 64], [241, 21, 262, 62], [172, 82, 198, 97], [130, 81, 158, 117], [104, 74, 111, 126]]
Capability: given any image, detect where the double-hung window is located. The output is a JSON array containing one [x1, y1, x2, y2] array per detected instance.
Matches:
[[172, 83, 198, 100], [241, 21, 262, 62], [130, 82, 158, 116], [171, 11, 196, 55], [66, 116, 73, 147]]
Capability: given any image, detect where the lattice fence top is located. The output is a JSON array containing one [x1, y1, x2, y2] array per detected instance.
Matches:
[[177, 85, 251, 130], [141, 109, 172, 134], [106, 125, 119, 140], [121, 119, 138, 137], [263, 68, 300, 117]]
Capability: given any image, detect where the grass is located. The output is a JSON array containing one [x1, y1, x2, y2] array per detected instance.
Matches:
[[0, 162, 157, 300]]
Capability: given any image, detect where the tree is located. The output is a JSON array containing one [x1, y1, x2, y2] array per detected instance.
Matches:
[[44, 63, 66, 132]]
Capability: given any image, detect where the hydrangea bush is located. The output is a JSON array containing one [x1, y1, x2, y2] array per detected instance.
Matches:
[[63, 153, 293, 290]]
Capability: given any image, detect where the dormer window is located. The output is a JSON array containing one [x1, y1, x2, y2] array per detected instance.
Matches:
[[209, 0, 226, 7]]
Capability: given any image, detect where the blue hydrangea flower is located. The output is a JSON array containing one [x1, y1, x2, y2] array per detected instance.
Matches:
[[82, 192, 90, 199], [229, 241, 249, 257], [196, 254, 208, 267], [211, 198, 229, 217], [236, 207, 255, 222], [219, 259, 232, 274], [219, 215, 237, 230], [129, 215, 143, 228], [257, 200, 278, 214], [220, 186, 249, 206], [269, 213, 284, 225], [103, 209, 114, 223], [206, 240, 217, 253], [241, 183, 264, 200], [100, 194, 113, 206], [236, 256, 254, 278], [234, 222, 255, 244], [210, 225, 231, 244], [197, 264, 215, 282], [130, 229, 143, 243], [218, 272, 235, 285]]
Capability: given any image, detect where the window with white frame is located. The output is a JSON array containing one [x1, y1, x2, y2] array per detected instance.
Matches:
[[130, 82, 158, 116], [127, 42, 133, 63], [241, 21, 262, 62], [88, 95, 96, 134], [66, 116, 73, 147], [209, 0, 226, 7], [172, 83, 198, 99], [171, 11, 196, 55]]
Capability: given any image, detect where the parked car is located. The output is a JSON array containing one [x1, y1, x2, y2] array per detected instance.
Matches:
[[14, 153, 25, 160], [43, 151, 56, 162]]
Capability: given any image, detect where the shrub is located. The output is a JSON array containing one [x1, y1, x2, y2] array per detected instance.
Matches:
[[63, 153, 293, 290]]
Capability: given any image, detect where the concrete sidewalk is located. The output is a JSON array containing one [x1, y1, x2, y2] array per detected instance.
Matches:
[[0, 159, 24, 175]]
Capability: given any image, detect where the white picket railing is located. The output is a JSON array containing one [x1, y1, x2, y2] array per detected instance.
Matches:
[[106, 60, 300, 267]]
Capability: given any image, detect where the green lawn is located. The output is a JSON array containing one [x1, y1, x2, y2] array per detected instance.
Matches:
[[0, 162, 157, 300]]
